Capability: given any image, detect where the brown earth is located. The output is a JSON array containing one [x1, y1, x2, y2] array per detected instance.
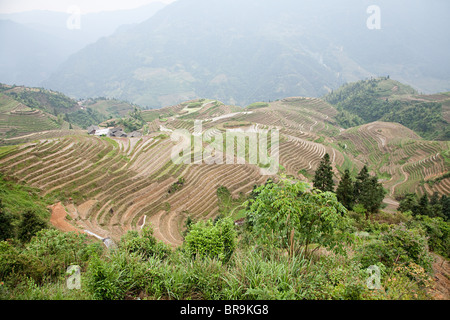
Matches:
[[49, 202, 83, 233], [430, 254, 450, 300]]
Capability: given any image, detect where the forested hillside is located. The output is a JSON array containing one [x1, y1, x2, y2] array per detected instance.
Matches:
[[325, 77, 449, 140], [0, 84, 139, 142]]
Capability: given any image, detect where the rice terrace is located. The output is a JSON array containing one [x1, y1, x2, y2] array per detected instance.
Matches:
[[0, 77, 449, 301], [0, 89, 445, 247], [0, 0, 449, 304]]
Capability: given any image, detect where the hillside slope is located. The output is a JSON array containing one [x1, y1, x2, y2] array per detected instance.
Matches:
[[1, 94, 448, 247], [0, 92, 69, 141], [0, 84, 139, 142], [325, 77, 450, 140]]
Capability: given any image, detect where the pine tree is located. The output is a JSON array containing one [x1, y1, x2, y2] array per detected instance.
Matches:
[[415, 194, 430, 216], [360, 176, 386, 213], [354, 165, 369, 201], [354, 166, 385, 215], [336, 169, 354, 210], [312, 153, 334, 192]]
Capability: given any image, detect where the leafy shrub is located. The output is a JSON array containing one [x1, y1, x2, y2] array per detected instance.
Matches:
[[408, 215, 450, 258], [18, 210, 47, 243], [24, 229, 97, 278], [381, 262, 434, 300], [168, 177, 185, 194], [245, 179, 352, 256], [0, 241, 35, 281], [355, 224, 433, 272], [119, 226, 171, 260], [85, 253, 129, 300], [184, 218, 237, 262], [86, 250, 156, 300]]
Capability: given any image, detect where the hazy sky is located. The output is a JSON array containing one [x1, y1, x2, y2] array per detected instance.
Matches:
[[0, 0, 176, 14]]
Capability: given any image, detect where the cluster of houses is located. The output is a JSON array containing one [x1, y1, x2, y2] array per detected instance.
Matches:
[[87, 126, 142, 138]]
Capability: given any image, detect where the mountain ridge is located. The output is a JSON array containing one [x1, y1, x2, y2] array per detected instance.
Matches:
[[0, 2, 168, 87], [42, 0, 450, 107]]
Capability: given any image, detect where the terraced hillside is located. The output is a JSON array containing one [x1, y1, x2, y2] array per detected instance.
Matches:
[[1, 95, 448, 247], [0, 133, 266, 246], [337, 121, 449, 198], [0, 93, 68, 141], [145, 97, 449, 199], [0, 84, 131, 134]]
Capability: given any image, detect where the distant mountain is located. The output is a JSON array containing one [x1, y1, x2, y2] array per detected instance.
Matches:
[[0, 2, 168, 87], [0, 19, 76, 86], [0, 2, 167, 48], [42, 0, 450, 108]]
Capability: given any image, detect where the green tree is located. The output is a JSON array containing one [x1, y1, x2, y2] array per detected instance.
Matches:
[[354, 165, 369, 202], [429, 192, 444, 218], [17, 210, 47, 243], [409, 215, 450, 258], [415, 194, 430, 217], [440, 195, 450, 221], [336, 169, 354, 210], [354, 166, 385, 215], [398, 193, 418, 213], [312, 153, 334, 192], [246, 179, 352, 257], [0, 200, 14, 241]]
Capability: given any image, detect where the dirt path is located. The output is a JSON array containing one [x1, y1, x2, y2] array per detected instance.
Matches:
[[49, 202, 83, 233], [382, 196, 399, 213], [430, 254, 450, 300], [391, 164, 408, 196]]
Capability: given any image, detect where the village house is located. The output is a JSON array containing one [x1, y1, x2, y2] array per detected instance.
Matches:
[[87, 126, 142, 138]]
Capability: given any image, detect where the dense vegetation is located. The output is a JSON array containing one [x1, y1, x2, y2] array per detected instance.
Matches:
[[0, 170, 447, 300], [0, 85, 76, 114], [64, 108, 108, 129], [324, 78, 449, 140], [313, 154, 386, 215], [398, 193, 449, 221], [0, 84, 108, 129], [0, 174, 50, 240]]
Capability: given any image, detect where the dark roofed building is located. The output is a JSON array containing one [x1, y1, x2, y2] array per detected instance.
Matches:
[[129, 131, 142, 138], [87, 125, 99, 135], [110, 128, 127, 138]]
